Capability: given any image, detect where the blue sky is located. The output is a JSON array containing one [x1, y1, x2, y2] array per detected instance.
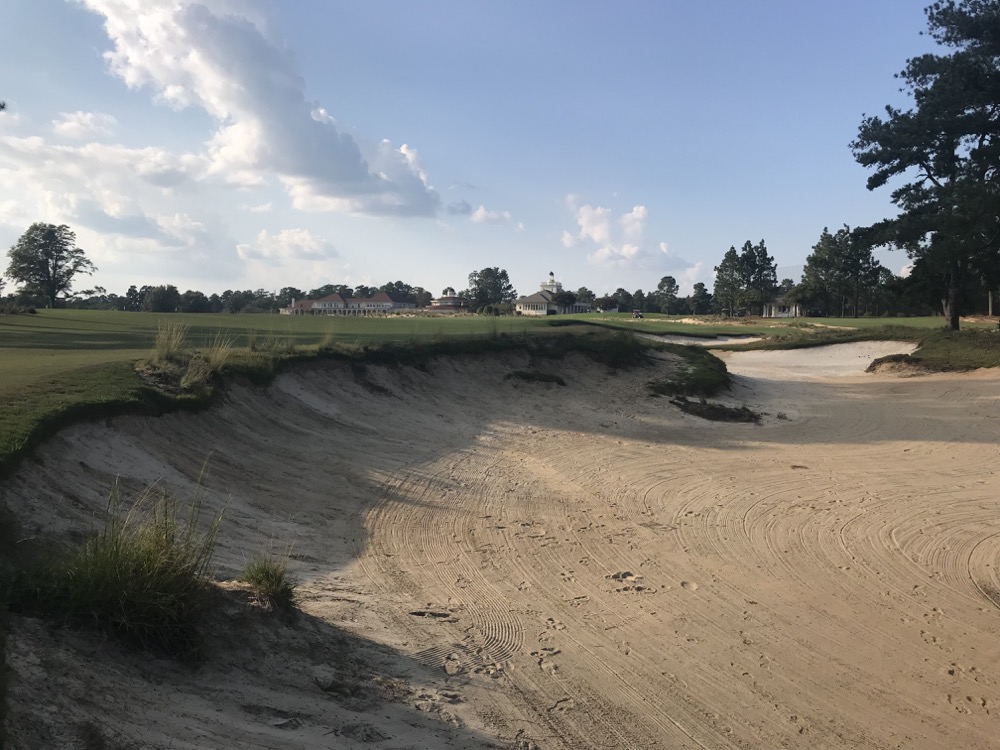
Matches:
[[0, 1, 931, 299]]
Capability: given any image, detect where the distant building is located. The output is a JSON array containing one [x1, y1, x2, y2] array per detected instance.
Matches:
[[429, 287, 470, 312], [515, 272, 592, 316], [762, 297, 804, 318], [280, 291, 417, 316]]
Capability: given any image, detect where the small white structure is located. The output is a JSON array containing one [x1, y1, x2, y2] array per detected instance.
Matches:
[[515, 272, 592, 316], [762, 297, 804, 318]]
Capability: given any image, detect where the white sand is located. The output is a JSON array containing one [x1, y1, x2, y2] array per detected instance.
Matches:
[[6, 342, 1000, 749]]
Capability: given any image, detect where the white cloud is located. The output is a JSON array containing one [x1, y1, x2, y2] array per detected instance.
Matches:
[[562, 195, 702, 285], [236, 228, 337, 264], [80, 0, 440, 216], [470, 204, 513, 224], [52, 111, 118, 139], [620, 205, 647, 242], [248, 201, 273, 213], [562, 197, 635, 266]]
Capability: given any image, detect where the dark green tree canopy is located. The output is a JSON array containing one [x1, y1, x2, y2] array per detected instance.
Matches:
[[800, 226, 883, 316], [851, 0, 1000, 328], [5, 223, 96, 307], [463, 267, 516, 311], [713, 246, 743, 315]]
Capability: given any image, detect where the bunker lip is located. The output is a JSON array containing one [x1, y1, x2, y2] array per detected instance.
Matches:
[[5, 342, 1000, 750]]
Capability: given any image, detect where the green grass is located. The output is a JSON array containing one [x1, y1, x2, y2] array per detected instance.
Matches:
[[5, 481, 223, 656], [647, 343, 731, 398], [242, 554, 297, 610], [548, 312, 991, 338], [3, 311, 997, 480]]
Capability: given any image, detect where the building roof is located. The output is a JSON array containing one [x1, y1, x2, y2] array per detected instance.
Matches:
[[516, 290, 555, 305]]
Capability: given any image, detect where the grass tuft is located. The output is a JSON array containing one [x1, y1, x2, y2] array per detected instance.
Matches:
[[152, 322, 189, 364], [204, 331, 236, 372], [242, 554, 296, 610], [6, 481, 223, 656]]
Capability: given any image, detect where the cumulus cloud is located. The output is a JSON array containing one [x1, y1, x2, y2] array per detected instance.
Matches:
[[470, 204, 514, 224], [447, 199, 473, 216], [562, 195, 702, 285], [80, 0, 440, 216], [0, 133, 207, 227], [52, 111, 118, 139], [236, 228, 338, 264], [563, 196, 643, 266], [0, 127, 239, 280]]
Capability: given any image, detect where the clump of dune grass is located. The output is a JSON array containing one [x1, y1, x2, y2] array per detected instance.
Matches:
[[247, 330, 297, 356], [8, 481, 223, 655], [152, 321, 189, 364], [242, 553, 296, 610], [179, 355, 213, 390], [204, 330, 236, 371]]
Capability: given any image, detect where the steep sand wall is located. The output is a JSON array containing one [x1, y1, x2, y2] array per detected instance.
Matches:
[[7, 342, 1000, 750]]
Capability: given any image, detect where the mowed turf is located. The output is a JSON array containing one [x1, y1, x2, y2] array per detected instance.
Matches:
[[0, 309, 994, 473]]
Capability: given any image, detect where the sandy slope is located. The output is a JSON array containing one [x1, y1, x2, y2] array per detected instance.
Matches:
[[5, 342, 1000, 749]]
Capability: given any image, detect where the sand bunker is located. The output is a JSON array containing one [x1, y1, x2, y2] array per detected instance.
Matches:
[[5, 343, 1000, 749]]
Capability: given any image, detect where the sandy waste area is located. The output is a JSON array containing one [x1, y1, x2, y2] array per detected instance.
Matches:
[[5, 340, 1000, 749]]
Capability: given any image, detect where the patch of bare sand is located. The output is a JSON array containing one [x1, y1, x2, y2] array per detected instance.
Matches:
[[715, 339, 918, 379], [5, 345, 1000, 749]]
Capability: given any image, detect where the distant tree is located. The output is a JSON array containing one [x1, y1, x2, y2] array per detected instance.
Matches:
[[713, 246, 743, 315], [632, 289, 647, 312], [221, 289, 257, 313], [739, 239, 777, 315], [612, 288, 634, 310], [309, 283, 351, 299], [276, 286, 303, 308], [178, 289, 212, 313], [464, 267, 517, 311], [413, 287, 432, 307], [5, 223, 96, 308], [800, 226, 882, 316], [688, 282, 713, 314], [655, 275, 680, 313], [380, 280, 417, 303], [142, 285, 181, 312], [68, 285, 115, 310], [124, 284, 144, 311], [593, 295, 618, 311], [552, 290, 578, 312], [575, 286, 596, 303], [353, 284, 377, 299]]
